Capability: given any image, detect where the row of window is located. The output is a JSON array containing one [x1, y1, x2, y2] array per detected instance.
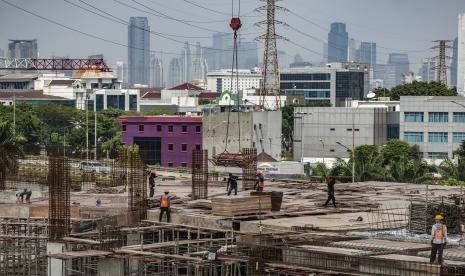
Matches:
[[280, 73, 331, 81], [167, 143, 201, 151], [280, 82, 331, 90], [404, 132, 465, 143], [285, 90, 331, 98], [122, 124, 202, 133], [428, 152, 449, 159], [404, 112, 465, 123]]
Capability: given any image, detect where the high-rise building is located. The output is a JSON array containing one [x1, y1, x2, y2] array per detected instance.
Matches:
[[418, 58, 435, 83], [238, 40, 259, 69], [348, 38, 357, 62], [457, 13, 465, 94], [212, 32, 233, 70], [168, 58, 182, 87], [327, 23, 348, 63], [192, 42, 204, 80], [128, 17, 150, 86], [150, 56, 163, 87], [181, 42, 192, 83], [7, 39, 38, 59], [88, 54, 104, 59], [388, 53, 409, 86], [358, 42, 377, 69], [374, 64, 397, 89], [115, 61, 127, 84], [323, 42, 328, 61], [0, 48, 4, 58], [451, 37, 458, 88]]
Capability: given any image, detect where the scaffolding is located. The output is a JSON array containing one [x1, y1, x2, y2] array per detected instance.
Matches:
[[241, 148, 257, 191], [192, 150, 208, 200]]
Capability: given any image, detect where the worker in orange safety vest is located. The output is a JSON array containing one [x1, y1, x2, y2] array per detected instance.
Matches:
[[254, 171, 265, 192], [430, 214, 447, 265], [159, 190, 172, 222]]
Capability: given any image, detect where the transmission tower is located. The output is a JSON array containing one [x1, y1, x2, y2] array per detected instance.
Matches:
[[256, 0, 284, 109], [432, 40, 451, 85]]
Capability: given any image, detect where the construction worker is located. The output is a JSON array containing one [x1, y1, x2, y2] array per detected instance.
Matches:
[[430, 214, 447, 265], [254, 171, 265, 192], [159, 190, 172, 223], [19, 189, 32, 204], [227, 173, 238, 196], [323, 177, 337, 208], [148, 170, 157, 198]]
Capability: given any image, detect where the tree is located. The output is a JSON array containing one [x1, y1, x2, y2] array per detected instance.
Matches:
[[281, 105, 301, 153], [380, 139, 413, 165], [353, 145, 385, 182], [0, 122, 25, 189], [384, 81, 457, 101]]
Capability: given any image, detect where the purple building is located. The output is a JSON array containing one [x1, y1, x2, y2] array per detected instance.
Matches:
[[118, 116, 202, 167]]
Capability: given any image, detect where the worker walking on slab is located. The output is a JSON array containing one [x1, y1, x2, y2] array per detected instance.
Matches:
[[323, 177, 337, 208], [159, 190, 172, 223], [254, 171, 265, 192], [18, 189, 32, 204], [148, 170, 157, 198], [227, 173, 238, 196], [430, 214, 447, 265]]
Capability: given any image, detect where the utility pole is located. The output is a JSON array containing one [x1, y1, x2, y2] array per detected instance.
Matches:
[[13, 94, 16, 134], [432, 40, 451, 85], [94, 101, 97, 160], [257, 0, 284, 109], [86, 92, 89, 160]]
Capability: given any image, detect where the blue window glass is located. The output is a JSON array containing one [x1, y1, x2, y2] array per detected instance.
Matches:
[[280, 73, 330, 81], [428, 152, 448, 159], [387, 125, 400, 139], [404, 112, 424, 122], [453, 112, 465, 123], [280, 82, 331, 90], [428, 112, 449, 122], [428, 132, 448, 143], [453, 132, 465, 143], [404, 132, 423, 142]]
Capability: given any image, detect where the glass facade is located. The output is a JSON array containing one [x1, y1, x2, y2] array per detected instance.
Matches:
[[96, 95, 104, 111], [453, 112, 465, 123], [428, 132, 448, 143], [428, 152, 448, 159], [404, 112, 424, 122], [335, 72, 365, 99], [133, 137, 161, 165], [280, 73, 330, 81], [129, 95, 138, 110], [285, 90, 330, 98], [280, 82, 330, 90], [107, 95, 125, 110], [428, 112, 449, 122], [453, 132, 465, 143], [404, 132, 423, 142], [387, 124, 400, 139]]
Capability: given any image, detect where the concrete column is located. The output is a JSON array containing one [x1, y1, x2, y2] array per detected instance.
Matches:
[[47, 242, 64, 276], [98, 258, 125, 276]]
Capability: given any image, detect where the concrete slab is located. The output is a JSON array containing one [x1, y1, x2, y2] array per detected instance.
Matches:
[[331, 239, 431, 253]]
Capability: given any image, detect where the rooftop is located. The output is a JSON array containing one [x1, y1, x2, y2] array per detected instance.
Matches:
[[168, 83, 205, 91], [118, 115, 202, 124], [0, 90, 69, 100], [0, 74, 39, 81]]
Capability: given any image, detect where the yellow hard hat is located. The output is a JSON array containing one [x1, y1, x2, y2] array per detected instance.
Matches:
[[435, 214, 444, 220], [256, 171, 262, 175]]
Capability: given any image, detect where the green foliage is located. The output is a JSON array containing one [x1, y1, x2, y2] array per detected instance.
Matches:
[[305, 100, 331, 107], [0, 121, 25, 182], [435, 178, 465, 187], [281, 105, 303, 152], [312, 162, 331, 178], [199, 99, 211, 105], [382, 81, 457, 101], [142, 108, 175, 116]]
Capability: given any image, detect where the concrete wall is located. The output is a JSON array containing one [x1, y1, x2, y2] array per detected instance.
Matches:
[[294, 107, 387, 160]]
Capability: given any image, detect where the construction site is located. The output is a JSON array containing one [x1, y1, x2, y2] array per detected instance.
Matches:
[[0, 146, 464, 276]]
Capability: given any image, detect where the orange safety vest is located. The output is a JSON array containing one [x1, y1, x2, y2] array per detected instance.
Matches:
[[259, 178, 265, 188], [160, 195, 170, 208], [434, 226, 445, 240]]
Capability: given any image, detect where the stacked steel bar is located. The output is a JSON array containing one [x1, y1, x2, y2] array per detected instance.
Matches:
[[48, 154, 71, 241], [192, 150, 208, 200], [242, 148, 257, 191], [409, 200, 463, 234], [211, 152, 253, 168]]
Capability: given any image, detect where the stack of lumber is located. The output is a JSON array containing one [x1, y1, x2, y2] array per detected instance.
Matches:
[[409, 200, 463, 234], [186, 199, 212, 210], [211, 194, 271, 216]]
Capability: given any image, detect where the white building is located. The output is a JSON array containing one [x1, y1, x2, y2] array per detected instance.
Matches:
[[207, 68, 262, 93], [458, 13, 465, 95]]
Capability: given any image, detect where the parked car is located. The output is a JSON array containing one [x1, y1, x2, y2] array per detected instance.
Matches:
[[79, 161, 109, 174]]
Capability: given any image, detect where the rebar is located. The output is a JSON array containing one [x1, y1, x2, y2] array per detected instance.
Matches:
[[192, 150, 208, 200], [242, 148, 257, 191]]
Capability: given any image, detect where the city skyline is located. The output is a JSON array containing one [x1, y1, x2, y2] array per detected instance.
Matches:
[[0, 0, 463, 73]]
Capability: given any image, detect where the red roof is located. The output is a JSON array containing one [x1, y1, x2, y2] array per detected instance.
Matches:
[[141, 91, 161, 99], [198, 92, 221, 99], [169, 83, 205, 91], [0, 90, 68, 100]]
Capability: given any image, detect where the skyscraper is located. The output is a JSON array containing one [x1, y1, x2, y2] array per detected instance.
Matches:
[[168, 58, 182, 87], [212, 32, 233, 70], [192, 42, 204, 80], [348, 38, 357, 62], [128, 17, 150, 86], [451, 37, 458, 88], [327, 23, 348, 63], [7, 39, 38, 58], [388, 53, 409, 86], [115, 61, 126, 84], [150, 56, 163, 87], [418, 58, 435, 83], [458, 13, 465, 94], [358, 42, 377, 69], [181, 42, 192, 83], [238, 40, 259, 69], [0, 48, 4, 58]]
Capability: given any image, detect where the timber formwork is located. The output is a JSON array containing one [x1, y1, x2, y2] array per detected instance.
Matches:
[[192, 150, 208, 200], [241, 148, 257, 191]]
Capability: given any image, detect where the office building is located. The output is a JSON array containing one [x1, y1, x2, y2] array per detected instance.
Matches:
[[207, 68, 262, 93], [388, 53, 409, 87], [400, 96, 465, 159], [192, 42, 207, 81], [452, 37, 458, 88], [168, 58, 182, 87], [458, 13, 465, 95], [115, 61, 127, 84], [0, 48, 4, 58], [327, 23, 348, 63], [150, 57, 163, 87], [211, 32, 233, 70], [128, 17, 150, 86], [374, 64, 397, 89], [358, 42, 376, 69], [348, 38, 357, 62], [119, 115, 202, 166], [280, 63, 369, 107], [238, 40, 259, 69], [290, 54, 312, 68], [419, 59, 436, 83], [7, 39, 38, 59], [181, 42, 192, 83]]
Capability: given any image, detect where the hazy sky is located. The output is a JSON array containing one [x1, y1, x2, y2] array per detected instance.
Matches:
[[0, 0, 464, 71]]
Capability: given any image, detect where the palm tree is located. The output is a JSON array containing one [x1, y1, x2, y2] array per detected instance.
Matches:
[[0, 122, 25, 189]]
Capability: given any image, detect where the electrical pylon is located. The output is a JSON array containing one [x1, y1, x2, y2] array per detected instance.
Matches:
[[432, 40, 451, 85]]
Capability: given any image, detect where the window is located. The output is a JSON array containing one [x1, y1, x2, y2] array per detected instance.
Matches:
[[181, 163, 187, 167], [122, 124, 126, 132], [428, 152, 448, 160], [428, 132, 448, 143], [182, 125, 187, 133], [330, 149, 335, 152], [195, 144, 201, 150], [156, 125, 162, 132], [429, 112, 449, 123], [453, 112, 465, 123], [196, 125, 201, 133], [168, 162, 173, 167], [168, 144, 174, 151], [404, 112, 424, 122], [330, 128, 335, 131], [168, 125, 173, 132], [453, 132, 465, 143], [404, 132, 424, 143], [181, 144, 187, 152], [138, 125, 144, 132]]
